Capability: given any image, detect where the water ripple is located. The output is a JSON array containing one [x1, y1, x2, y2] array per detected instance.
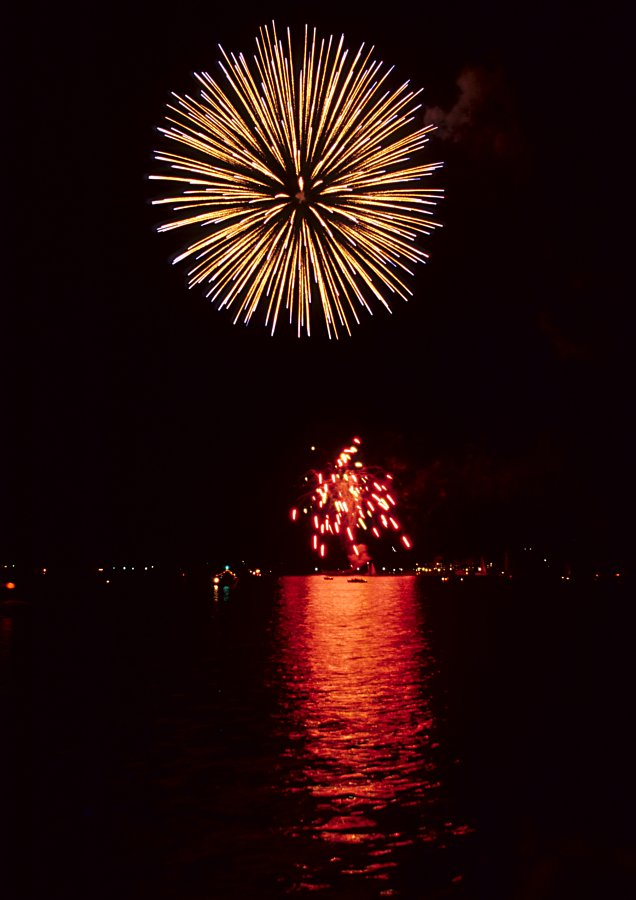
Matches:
[[267, 576, 466, 893]]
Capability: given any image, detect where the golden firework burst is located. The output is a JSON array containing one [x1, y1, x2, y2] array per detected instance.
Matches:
[[150, 23, 443, 337]]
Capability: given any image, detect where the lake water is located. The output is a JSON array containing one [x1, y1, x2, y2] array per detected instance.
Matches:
[[3, 572, 635, 899]]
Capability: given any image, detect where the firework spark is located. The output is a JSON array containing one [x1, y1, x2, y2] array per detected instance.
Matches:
[[291, 437, 412, 565], [150, 23, 443, 337]]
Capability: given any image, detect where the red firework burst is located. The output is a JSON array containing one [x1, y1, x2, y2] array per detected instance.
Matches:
[[290, 437, 412, 564]]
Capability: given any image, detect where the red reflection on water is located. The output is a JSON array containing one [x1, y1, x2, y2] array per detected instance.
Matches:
[[275, 576, 439, 850]]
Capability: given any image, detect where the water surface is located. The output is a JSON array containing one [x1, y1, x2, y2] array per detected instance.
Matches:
[[9, 571, 633, 899], [268, 576, 469, 893]]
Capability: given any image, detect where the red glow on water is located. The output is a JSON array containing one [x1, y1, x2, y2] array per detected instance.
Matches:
[[274, 575, 450, 871]]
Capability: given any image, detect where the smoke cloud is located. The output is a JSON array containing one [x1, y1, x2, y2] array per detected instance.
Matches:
[[348, 543, 372, 567], [424, 66, 525, 161]]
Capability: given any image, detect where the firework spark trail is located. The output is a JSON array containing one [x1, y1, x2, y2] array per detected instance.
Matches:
[[291, 437, 412, 563], [151, 23, 443, 337]]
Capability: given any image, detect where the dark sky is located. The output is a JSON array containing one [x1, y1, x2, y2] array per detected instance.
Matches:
[[8, 0, 632, 569]]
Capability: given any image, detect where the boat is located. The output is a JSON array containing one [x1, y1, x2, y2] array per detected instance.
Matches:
[[347, 577, 367, 583], [323, 576, 334, 580], [212, 567, 239, 589]]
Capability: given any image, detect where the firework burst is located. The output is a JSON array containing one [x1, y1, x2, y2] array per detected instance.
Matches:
[[150, 22, 443, 338], [291, 437, 412, 565]]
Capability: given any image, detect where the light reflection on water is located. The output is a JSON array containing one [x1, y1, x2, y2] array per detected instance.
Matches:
[[269, 576, 465, 893]]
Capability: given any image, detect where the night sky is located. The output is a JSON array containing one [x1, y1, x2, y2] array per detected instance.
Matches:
[[9, 0, 632, 571]]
